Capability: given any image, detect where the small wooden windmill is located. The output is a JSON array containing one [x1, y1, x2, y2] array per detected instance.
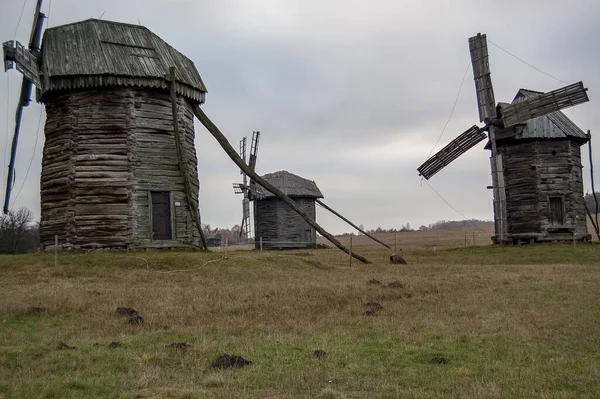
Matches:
[[233, 131, 260, 239], [418, 33, 591, 244]]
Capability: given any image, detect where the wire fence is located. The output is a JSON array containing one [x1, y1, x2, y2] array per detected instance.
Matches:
[[209, 228, 498, 252]]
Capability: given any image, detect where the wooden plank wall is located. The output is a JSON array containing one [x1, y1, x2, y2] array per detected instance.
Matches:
[[40, 87, 201, 250], [130, 88, 200, 248], [501, 138, 589, 241], [41, 89, 131, 249], [254, 197, 317, 249]]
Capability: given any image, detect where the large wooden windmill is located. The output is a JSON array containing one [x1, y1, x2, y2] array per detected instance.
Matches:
[[233, 131, 260, 239], [3, 1, 372, 262], [418, 33, 591, 244]]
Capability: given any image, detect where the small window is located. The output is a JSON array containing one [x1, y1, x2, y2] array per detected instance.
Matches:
[[548, 197, 564, 226]]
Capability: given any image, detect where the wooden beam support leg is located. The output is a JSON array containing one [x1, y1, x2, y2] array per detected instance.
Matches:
[[168, 67, 208, 250], [315, 199, 391, 249]]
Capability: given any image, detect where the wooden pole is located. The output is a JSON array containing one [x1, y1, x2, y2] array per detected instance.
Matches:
[[464, 230, 467, 247], [192, 106, 371, 264], [349, 236, 353, 267], [473, 231, 475, 246], [225, 237, 228, 258], [168, 67, 208, 250], [394, 234, 397, 252], [54, 235, 57, 267], [260, 237, 263, 251], [315, 199, 391, 249]]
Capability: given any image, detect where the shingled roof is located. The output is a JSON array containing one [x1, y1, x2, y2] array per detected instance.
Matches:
[[253, 171, 323, 199], [503, 88, 588, 141], [40, 19, 207, 103]]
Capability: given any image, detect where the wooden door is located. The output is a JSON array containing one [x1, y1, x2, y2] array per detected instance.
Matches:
[[548, 197, 564, 226], [151, 192, 172, 240]]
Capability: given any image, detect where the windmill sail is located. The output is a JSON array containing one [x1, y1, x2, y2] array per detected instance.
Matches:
[[500, 82, 589, 127], [3, 0, 45, 214], [417, 125, 486, 180], [3, 41, 42, 89], [469, 33, 496, 122]]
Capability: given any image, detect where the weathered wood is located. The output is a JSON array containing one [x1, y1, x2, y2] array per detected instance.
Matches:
[[39, 87, 204, 250], [168, 67, 207, 250], [254, 197, 317, 249], [192, 105, 371, 264], [315, 199, 391, 249]]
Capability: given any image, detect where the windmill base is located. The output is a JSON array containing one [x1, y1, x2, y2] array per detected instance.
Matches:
[[492, 233, 591, 245]]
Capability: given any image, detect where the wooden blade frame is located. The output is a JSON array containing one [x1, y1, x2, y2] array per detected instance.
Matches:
[[3, 41, 42, 89], [417, 125, 486, 180], [501, 82, 589, 127], [469, 33, 496, 123]]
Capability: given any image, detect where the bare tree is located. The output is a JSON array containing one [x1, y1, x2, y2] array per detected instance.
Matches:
[[0, 207, 38, 254]]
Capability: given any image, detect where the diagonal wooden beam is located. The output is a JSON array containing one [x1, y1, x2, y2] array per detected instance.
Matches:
[[192, 106, 371, 264], [315, 199, 391, 249]]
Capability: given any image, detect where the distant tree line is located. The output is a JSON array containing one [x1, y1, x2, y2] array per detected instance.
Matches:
[[0, 207, 39, 254], [417, 219, 492, 231]]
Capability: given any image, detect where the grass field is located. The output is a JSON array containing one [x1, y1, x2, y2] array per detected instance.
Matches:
[[1, 241, 600, 398]]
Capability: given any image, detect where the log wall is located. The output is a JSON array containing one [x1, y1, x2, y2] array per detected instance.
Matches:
[[40, 87, 200, 250], [254, 197, 317, 249], [500, 138, 589, 242]]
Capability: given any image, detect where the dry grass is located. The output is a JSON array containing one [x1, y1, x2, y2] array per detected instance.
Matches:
[[1, 241, 599, 398]]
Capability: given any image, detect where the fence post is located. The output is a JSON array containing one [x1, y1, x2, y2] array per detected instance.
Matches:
[[260, 237, 263, 251], [349, 236, 353, 267], [54, 235, 58, 267], [225, 237, 228, 258], [394, 233, 397, 252], [473, 231, 475, 246], [464, 230, 467, 247]]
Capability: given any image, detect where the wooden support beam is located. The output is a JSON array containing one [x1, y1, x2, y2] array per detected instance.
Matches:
[[315, 199, 391, 249], [488, 125, 507, 243], [192, 106, 371, 264], [168, 67, 207, 250]]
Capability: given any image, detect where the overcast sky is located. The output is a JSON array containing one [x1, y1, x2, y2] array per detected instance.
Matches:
[[1, 0, 598, 234]]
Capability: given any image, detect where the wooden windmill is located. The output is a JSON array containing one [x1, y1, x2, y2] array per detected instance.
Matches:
[[418, 33, 591, 244], [3, 1, 373, 262], [233, 131, 260, 239]]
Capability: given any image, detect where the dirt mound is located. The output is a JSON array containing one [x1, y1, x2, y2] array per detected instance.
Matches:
[[211, 354, 252, 369], [367, 279, 382, 286], [116, 307, 138, 316], [166, 343, 189, 351], [26, 306, 48, 315], [116, 307, 144, 325], [429, 356, 448, 364], [57, 342, 76, 350], [363, 302, 383, 316], [312, 349, 326, 358], [93, 341, 123, 348], [390, 254, 407, 264], [386, 281, 403, 289]]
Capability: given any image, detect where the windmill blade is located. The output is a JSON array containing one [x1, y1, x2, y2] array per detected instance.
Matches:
[[469, 33, 496, 122], [248, 130, 260, 171], [3, 0, 45, 214], [3, 41, 43, 89], [501, 82, 589, 127], [3, 80, 32, 214], [239, 136, 248, 187], [240, 197, 250, 238], [417, 125, 487, 180]]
